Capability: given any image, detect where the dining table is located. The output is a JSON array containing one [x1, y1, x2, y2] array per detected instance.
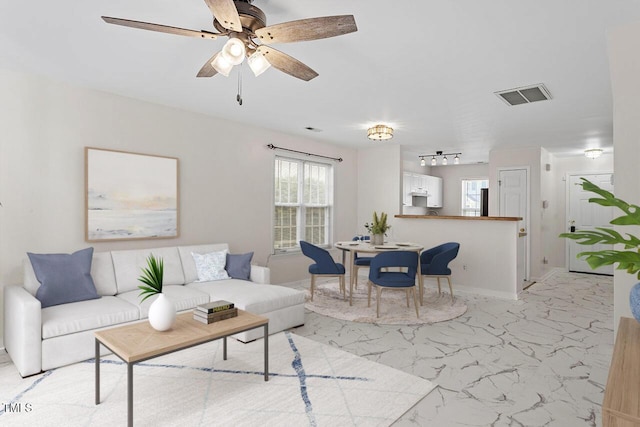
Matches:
[[334, 241, 425, 306]]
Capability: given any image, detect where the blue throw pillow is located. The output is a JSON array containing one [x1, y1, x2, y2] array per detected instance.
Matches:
[[225, 252, 254, 281], [27, 247, 100, 308]]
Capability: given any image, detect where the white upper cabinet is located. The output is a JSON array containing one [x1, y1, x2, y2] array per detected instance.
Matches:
[[425, 175, 443, 207], [402, 172, 443, 208]]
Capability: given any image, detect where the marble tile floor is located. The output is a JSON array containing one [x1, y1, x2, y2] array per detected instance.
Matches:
[[292, 270, 614, 427], [0, 270, 613, 426]]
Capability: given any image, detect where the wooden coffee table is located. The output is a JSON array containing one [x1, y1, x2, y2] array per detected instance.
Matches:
[[94, 310, 269, 427]]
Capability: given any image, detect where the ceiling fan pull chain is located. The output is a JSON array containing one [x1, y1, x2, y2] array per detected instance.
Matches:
[[236, 64, 243, 106]]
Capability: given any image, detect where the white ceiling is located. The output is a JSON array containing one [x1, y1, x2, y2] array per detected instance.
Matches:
[[2, 0, 639, 164]]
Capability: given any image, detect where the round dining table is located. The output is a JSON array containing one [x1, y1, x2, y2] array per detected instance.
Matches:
[[334, 241, 424, 306]]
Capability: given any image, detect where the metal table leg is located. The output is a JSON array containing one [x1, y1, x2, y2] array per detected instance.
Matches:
[[223, 336, 227, 360], [95, 339, 100, 405], [127, 363, 133, 427], [264, 323, 269, 381]]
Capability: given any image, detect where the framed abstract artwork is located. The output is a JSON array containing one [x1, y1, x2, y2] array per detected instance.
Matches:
[[85, 147, 179, 242]]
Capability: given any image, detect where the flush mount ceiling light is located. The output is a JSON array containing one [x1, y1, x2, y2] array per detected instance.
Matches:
[[584, 148, 603, 159], [419, 151, 461, 166], [367, 125, 394, 141]]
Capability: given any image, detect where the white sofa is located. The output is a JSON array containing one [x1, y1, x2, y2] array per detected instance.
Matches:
[[3, 243, 306, 377]]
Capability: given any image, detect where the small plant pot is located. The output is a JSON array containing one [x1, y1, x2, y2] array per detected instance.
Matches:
[[148, 293, 176, 331], [371, 234, 384, 245]]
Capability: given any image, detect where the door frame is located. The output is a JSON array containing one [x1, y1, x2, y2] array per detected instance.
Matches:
[[564, 170, 614, 272], [497, 166, 531, 283]]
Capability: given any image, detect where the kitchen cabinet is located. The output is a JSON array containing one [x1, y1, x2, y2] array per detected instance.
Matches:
[[425, 175, 443, 208], [403, 172, 442, 208]]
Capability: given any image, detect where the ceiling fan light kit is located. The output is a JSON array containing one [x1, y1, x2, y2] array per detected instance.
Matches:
[[102, 0, 358, 89], [367, 125, 394, 141], [247, 50, 271, 76], [211, 52, 233, 76]]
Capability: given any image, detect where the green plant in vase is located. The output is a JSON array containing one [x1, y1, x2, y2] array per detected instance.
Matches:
[[138, 254, 164, 302], [138, 254, 175, 331], [559, 178, 640, 321], [365, 211, 391, 245]]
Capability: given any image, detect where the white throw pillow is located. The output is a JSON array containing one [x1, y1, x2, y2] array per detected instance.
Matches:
[[191, 250, 230, 281]]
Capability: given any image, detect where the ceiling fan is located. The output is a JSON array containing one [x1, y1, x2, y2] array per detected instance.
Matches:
[[102, 0, 357, 82]]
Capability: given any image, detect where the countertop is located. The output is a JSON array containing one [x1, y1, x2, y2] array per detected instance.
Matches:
[[395, 215, 521, 221]]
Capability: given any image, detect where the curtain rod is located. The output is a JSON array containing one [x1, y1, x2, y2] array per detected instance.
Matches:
[[266, 144, 343, 162]]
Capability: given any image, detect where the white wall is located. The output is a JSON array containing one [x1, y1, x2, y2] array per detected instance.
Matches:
[[0, 70, 359, 344], [608, 21, 640, 329], [429, 163, 490, 216], [358, 145, 402, 236]]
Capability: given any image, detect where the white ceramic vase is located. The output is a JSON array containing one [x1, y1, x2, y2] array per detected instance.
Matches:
[[148, 293, 176, 331]]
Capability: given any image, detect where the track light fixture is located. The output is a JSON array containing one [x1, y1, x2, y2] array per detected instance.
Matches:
[[418, 151, 462, 166]]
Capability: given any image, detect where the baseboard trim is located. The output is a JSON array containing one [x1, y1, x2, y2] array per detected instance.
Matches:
[[447, 284, 518, 301]]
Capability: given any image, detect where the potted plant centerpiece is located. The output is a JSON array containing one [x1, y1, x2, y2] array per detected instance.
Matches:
[[559, 178, 640, 321], [138, 254, 176, 331], [365, 211, 391, 245]]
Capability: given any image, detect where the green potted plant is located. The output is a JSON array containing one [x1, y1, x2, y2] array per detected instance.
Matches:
[[559, 178, 640, 320], [138, 254, 176, 331], [365, 211, 391, 245]]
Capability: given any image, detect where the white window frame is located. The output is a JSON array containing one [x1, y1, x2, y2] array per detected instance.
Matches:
[[273, 155, 334, 253], [461, 177, 488, 217]]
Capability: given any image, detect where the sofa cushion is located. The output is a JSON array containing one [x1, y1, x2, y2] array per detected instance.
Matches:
[[92, 251, 118, 296], [226, 252, 254, 280], [192, 250, 230, 281], [186, 280, 305, 315], [117, 285, 210, 318], [42, 296, 139, 339], [178, 244, 230, 284], [111, 247, 185, 294], [27, 248, 100, 308]]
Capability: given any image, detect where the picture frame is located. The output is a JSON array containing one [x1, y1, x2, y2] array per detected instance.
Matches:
[[85, 147, 179, 242]]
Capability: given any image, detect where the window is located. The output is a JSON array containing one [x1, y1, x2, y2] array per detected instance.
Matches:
[[461, 178, 488, 216], [273, 156, 333, 252]]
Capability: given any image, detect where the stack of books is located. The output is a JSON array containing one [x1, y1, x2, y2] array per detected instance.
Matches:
[[193, 300, 237, 324]]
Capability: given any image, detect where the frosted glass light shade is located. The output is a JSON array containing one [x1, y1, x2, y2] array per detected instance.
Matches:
[[248, 51, 271, 76], [211, 53, 233, 77], [221, 38, 246, 66]]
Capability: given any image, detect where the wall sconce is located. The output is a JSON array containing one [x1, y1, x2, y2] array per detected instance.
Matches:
[[367, 124, 394, 141], [419, 151, 461, 166], [584, 148, 603, 159]]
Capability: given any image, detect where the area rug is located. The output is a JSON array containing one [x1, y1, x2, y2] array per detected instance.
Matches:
[[306, 280, 468, 325], [0, 332, 435, 426]]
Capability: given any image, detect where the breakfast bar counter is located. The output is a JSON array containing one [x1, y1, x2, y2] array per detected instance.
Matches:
[[396, 215, 521, 221], [392, 214, 524, 299]]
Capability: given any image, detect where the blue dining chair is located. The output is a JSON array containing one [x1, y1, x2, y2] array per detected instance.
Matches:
[[300, 241, 346, 301], [367, 251, 420, 318], [352, 235, 374, 288], [420, 242, 460, 302]]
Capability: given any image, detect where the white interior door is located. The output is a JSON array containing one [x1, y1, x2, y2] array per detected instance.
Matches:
[[567, 173, 614, 274], [499, 168, 529, 290]]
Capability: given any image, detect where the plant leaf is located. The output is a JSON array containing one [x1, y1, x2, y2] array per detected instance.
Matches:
[[137, 254, 164, 301]]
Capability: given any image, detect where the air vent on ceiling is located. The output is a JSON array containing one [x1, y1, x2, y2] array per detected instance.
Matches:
[[495, 84, 552, 106]]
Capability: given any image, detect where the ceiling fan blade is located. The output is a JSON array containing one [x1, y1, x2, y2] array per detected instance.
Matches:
[[257, 46, 318, 81], [255, 15, 357, 44], [203, 0, 242, 32], [102, 16, 218, 39], [196, 52, 221, 77]]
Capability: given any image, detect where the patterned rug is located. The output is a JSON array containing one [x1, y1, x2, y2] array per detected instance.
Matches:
[[305, 279, 468, 325], [0, 332, 435, 426]]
